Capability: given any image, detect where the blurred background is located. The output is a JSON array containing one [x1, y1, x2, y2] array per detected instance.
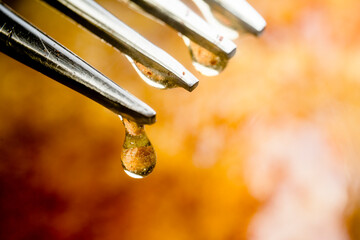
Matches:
[[1, 0, 360, 239]]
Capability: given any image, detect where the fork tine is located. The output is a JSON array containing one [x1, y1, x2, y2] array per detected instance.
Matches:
[[196, 0, 266, 36], [0, 2, 156, 124], [124, 0, 237, 59], [42, 0, 199, 92]]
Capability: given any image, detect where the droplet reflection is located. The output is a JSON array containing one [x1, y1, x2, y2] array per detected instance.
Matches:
[[126, 55, 176, 89], [183, 37, 228, 76]]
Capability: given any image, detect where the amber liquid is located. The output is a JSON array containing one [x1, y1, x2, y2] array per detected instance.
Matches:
[[120, 118, 156, 179], [183, 37, 228, 76]]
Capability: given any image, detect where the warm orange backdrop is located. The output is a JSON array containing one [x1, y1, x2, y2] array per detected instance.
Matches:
[[1, 0, 360, 239]]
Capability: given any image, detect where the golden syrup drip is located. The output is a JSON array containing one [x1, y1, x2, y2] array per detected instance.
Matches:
[[121, 118, 156, 179], [184, 38, 228, 76], [126, 56, 177, 89]]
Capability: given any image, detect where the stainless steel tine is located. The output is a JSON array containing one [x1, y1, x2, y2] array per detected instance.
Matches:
[[195, 0, 266, 36], [42, 0, 199, 92], [0, 2, 155, 125], [124, 0, 237, 60]]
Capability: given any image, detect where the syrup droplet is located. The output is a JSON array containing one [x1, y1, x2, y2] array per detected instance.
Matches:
[[120, 117, 156, 179], [126, 55, 177, 89], [183, 37, 228, 76]]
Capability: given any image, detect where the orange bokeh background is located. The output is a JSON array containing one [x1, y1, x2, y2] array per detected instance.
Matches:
[[1, 0, 360, 239]]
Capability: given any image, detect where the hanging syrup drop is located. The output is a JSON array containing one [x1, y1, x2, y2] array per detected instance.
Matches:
[[120, 117, 156, 179], [126, 55, 177, 89], [183, 37, 228, 76]]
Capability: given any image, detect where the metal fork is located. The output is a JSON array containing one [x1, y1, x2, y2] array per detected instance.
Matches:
[[0, 0, 265, 124]]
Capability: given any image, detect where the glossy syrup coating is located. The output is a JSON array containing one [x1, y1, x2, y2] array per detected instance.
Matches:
[[133, 61, 176, 89], [188, 41, 228, 75], [135, 61, 166, 82], [121, 118, 156, 178], [190, 41, 220, 67]]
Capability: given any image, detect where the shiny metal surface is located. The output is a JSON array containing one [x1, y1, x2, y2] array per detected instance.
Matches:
[[197, 0, 267, 36], [0, 3, 156, 125], [125, 0, 237, 59], [42, 0, 199, 92]]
